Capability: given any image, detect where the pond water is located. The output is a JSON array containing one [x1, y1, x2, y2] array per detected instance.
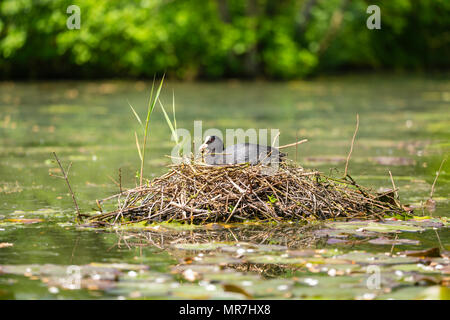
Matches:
[[0, 75, 448, 299]]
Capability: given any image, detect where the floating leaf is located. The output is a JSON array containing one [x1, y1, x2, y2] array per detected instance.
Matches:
[[328, 221, 424, 233], [368, 237, 420, 246], [172, 242, 226, 251], [4, 218, 43, 224], [222, 283, 253, 299], [415, 286, 450, 300], [370, 156, 416, 166], [401, 247, 441, 258]]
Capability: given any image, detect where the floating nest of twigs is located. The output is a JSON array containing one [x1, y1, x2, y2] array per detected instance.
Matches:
[[88, 161, 410, 226]]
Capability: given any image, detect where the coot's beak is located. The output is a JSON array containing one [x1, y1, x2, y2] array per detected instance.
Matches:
[[199, 143, 208, 152]]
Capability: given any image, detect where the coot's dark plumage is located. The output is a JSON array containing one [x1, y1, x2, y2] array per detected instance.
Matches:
[[199, 135, 285, 165]]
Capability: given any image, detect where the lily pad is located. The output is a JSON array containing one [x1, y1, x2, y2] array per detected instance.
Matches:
[[172, 242, 227, 251], [368, 237, 420, 246], [328, 221, 424, 233]]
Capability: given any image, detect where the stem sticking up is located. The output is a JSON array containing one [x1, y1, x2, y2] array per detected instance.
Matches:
[[430, 157, 446, 199], [344, 114, 359, 178], [51, 152, 82, 223]]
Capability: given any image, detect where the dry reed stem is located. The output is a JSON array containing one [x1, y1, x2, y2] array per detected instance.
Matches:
[[430, 157, 447, 199], [344, 114, 359, 177], [278, 139, 308, 150], [51, 152, 83, 222]]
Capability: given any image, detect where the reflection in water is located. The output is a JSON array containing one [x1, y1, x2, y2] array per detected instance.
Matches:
[[108, 223, 319, 250]]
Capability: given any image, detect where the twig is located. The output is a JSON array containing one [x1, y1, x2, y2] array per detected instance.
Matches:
[[271, 131, 280, 147], [390, 234, 398, 256], [278, 139, 308, 150], [52, 152, 82, 223], [434, 229, 444, 252], [69, 235, 80, 264], [430, 157, 446, 199], [119, 168, 122, 193], [96, 199, 103, 212], [344, 114, 359, 177], [225, 195, 244, 223], [388, 170, 399, 203], [107, 175, 120, 187]]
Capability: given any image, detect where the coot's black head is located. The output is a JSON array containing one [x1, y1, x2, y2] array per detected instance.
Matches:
[[199, 135, 224, 153]]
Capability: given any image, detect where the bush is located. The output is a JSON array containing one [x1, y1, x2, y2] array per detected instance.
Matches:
[[0, 0, 448, 79]]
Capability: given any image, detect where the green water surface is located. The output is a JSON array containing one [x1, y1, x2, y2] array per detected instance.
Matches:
[[0, 75, 448, 299]]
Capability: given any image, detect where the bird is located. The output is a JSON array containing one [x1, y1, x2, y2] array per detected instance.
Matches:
[[199, 135, 285, 165]]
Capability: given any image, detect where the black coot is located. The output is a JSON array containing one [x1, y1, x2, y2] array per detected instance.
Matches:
[[199, 135, 285, 165]]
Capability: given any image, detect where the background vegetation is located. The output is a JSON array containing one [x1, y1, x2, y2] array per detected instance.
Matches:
[[0, 0, 449, 80]]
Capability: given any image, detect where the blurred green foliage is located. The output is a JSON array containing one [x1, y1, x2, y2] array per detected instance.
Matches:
[[0, 0, 449, 79]]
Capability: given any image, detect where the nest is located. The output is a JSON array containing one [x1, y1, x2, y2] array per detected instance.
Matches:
[[89, 161, 409, 225]]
